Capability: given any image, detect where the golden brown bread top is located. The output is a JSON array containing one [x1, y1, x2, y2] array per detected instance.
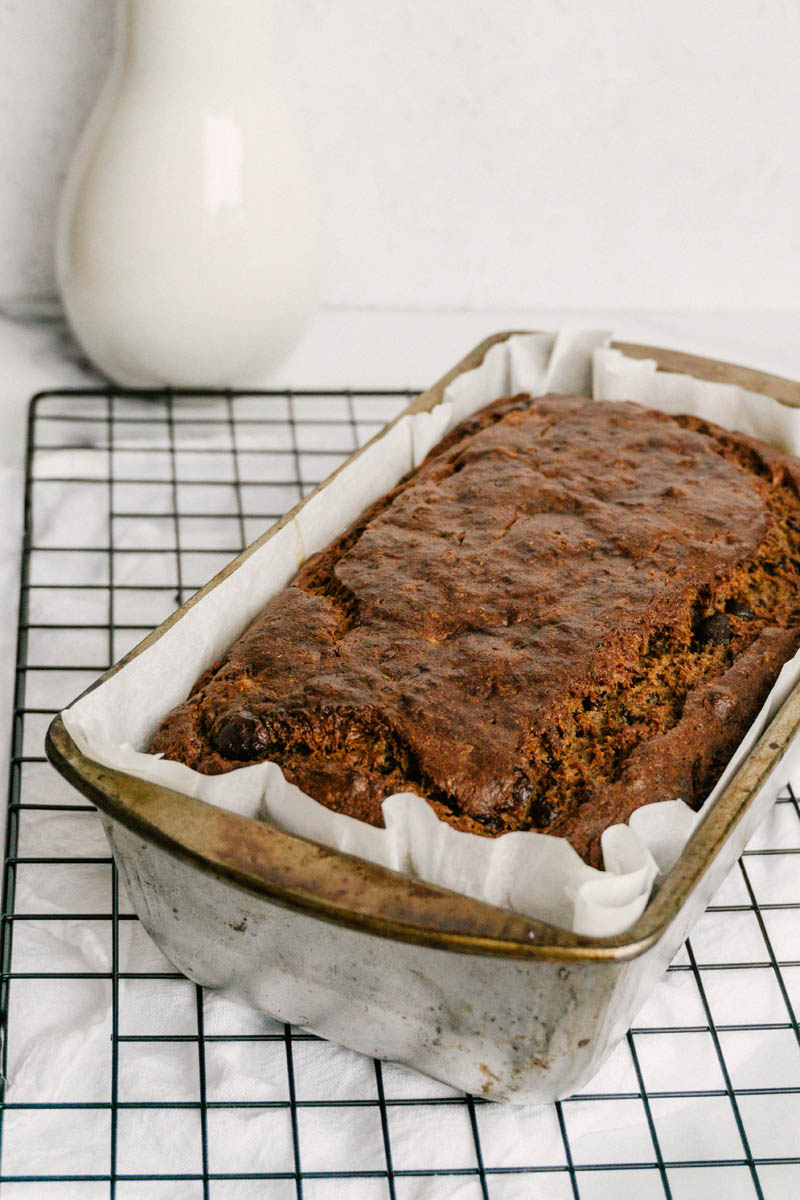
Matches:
[[150, 393, 800, 865]]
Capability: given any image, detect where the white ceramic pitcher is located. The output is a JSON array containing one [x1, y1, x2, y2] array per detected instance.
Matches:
[[57, 0, 319, 388]]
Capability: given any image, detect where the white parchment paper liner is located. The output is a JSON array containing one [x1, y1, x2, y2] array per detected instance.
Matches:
[[62, 331, 800, 936]]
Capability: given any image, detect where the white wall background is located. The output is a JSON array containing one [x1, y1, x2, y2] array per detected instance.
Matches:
[[1, 0, 799, 312]]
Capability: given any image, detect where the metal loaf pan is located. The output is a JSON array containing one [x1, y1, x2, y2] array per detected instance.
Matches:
[[46, 333, 800, 1103]]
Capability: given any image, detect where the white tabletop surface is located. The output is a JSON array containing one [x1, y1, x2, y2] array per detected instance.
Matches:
[[2, 304, 800, 849], [3, 308, 800, 1196]]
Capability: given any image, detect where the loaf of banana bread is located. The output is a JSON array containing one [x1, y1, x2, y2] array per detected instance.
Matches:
[[149, 393, 800, 867]]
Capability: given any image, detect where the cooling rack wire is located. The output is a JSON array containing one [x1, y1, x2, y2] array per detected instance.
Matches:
[[1, 386, 799, 1199]]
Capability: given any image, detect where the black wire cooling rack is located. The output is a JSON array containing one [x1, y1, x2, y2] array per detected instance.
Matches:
[[1, 386, 799, 1200]]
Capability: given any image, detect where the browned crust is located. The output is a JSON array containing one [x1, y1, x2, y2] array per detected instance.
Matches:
[[150, 394, 800, 866]]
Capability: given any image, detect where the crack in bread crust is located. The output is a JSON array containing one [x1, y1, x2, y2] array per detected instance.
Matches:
[[150, 394, 800, 866]]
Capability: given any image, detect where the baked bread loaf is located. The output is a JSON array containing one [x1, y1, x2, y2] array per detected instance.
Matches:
[[150, 393, 800, 867]]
